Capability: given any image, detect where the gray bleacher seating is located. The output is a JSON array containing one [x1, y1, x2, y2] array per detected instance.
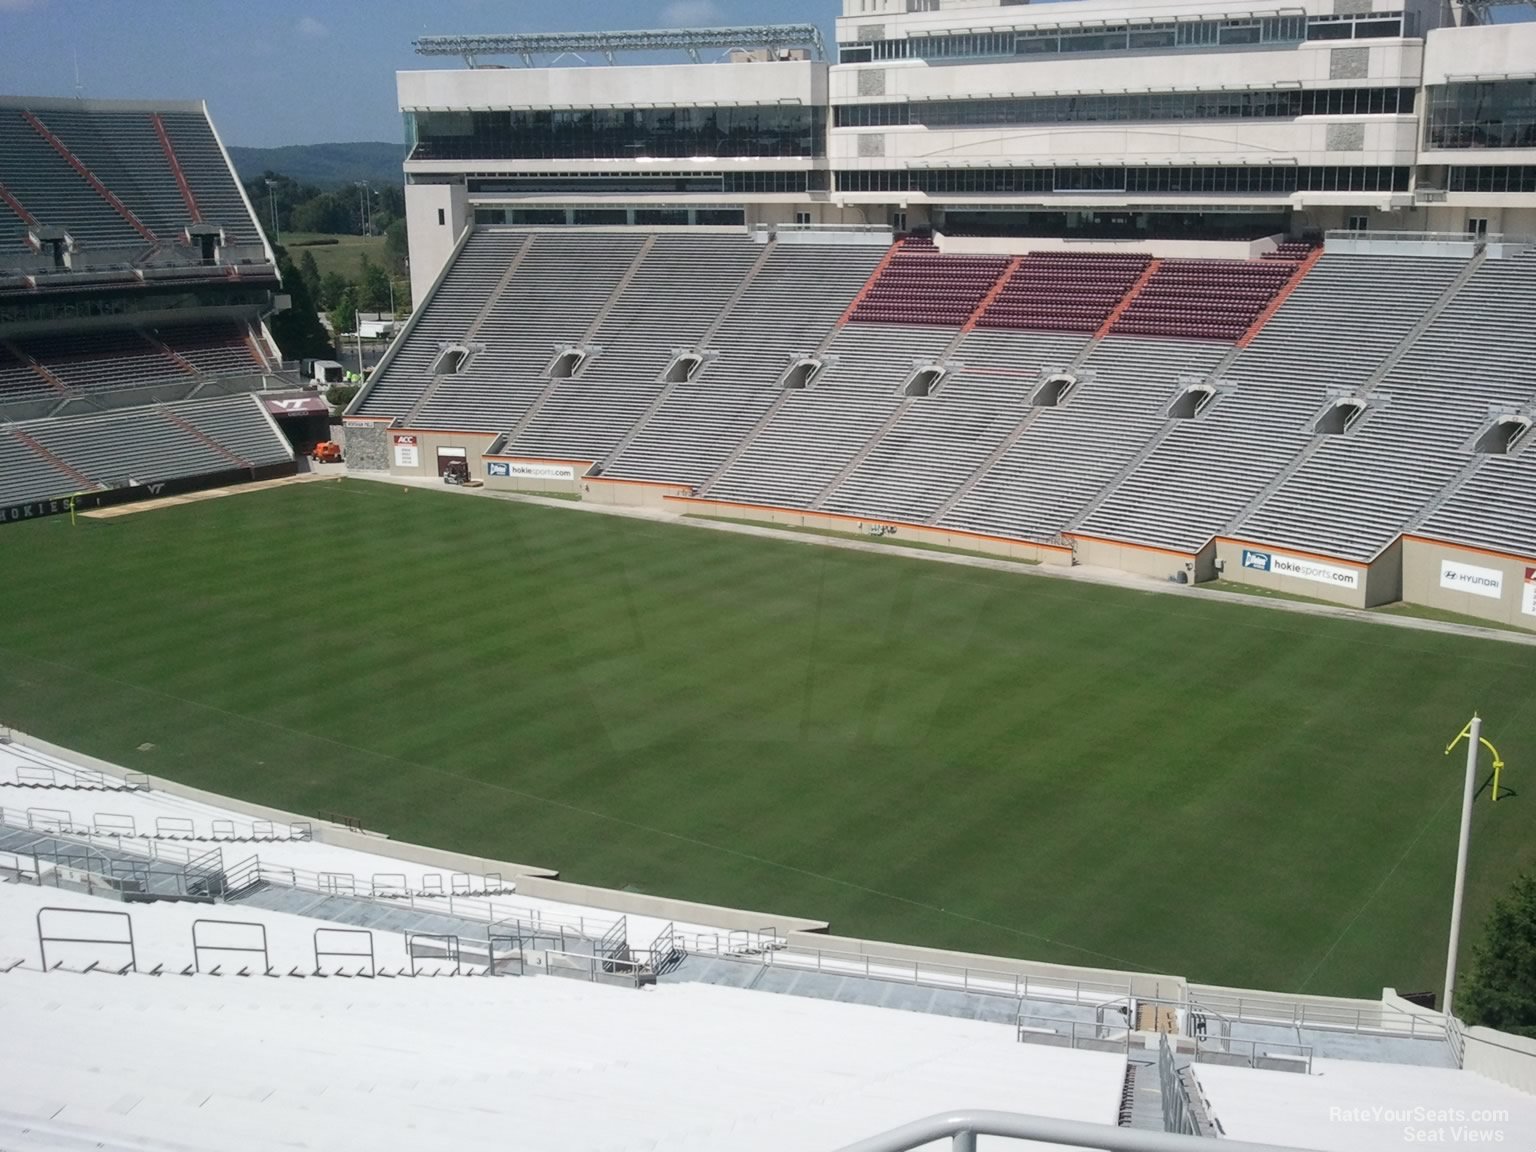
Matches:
[[0, 430, 80, 504], [168, 395, 294, 468], [602, 244, 884, 485], [1077, 253, 1470, 552], [6, 322, 258, 399], [824, 329, 1088, 526], [934, 337, 1225, 542], [0, 394, 292, 506], [156, 111, 262, 245], [1419, 452, 1536, 560], [0, 110, 142, 248], [503, 234, 763, 462], [353, 232, 515, 421], [21, 109, 189, 242], [26, 408, 235, 488], [0, 102, 261, 252], [159, 322, 265, 376], [1235, 251, 1536, 560], [707, 324, 956, 508], [421, 232, 648, 434], [0, 341, 58, 404], [356, 229, 1536, 570]]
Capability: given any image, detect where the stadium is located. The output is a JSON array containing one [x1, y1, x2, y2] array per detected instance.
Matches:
[[2, 0, 1536, 1147]]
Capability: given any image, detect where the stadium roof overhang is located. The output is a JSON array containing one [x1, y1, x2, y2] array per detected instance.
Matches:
[[412, 25, 827, 67]]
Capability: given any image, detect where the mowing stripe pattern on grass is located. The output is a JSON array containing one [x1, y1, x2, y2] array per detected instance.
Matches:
[[1, 479, 1532, 996]]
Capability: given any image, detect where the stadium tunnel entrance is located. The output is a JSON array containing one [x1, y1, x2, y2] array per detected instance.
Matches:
[[262, 395, 332, 455]]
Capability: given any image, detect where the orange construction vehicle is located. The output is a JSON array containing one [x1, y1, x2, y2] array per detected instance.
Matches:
[[311, 441, 343, 463]]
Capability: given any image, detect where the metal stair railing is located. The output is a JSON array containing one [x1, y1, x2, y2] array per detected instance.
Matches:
[[831, 1108, 1315, 1152]]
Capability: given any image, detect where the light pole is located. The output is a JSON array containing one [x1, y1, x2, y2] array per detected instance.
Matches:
[[264, 178, 280, 242], [1443, 713, 1483, 1016], [355, 181, 371, 234]]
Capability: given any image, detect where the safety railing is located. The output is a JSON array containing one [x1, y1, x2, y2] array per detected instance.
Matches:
[[1159, 1032, 1196, 1136], [37, 905, 136, 974], [0, 847, 44, 884], [1185, 986, 1452, 1042], [831, 1108, 1313, 1151], [0, 804, 309, 845], [543, 947, 647, 988], [223, 854, 616, 942], [734, 943, 1129, 1006], [192, 918, 270, 975], [1016, 1015, 1131, 1055], [1, 762, 149, 791], [645, 921, 683, 975]]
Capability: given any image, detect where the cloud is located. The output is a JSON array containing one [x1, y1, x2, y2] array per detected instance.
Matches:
[[660, 0, 721, 25], [296, 15, 328, 39]]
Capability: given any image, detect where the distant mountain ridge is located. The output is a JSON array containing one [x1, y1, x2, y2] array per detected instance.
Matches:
[[227, 142, 406, 189]]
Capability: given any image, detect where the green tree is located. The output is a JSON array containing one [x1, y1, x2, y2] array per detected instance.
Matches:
[[1460, 872, 1536, 1035], [291, 191, 352, 234], [297, 250, 322, 305], [267, 245, 333, 361], [384, 217, 408, 276], [317, 271, 348, 310], [331, 286, 359, 336], [358, 255, 392, 313], [325, 383, 361, 410]]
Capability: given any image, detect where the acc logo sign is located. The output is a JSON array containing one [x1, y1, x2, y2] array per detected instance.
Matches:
[[1241, 549, 1272, 572], [487, 462, 511, 478]]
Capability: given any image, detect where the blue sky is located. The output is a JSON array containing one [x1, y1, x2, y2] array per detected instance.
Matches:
[[0, 0, 833, 147]]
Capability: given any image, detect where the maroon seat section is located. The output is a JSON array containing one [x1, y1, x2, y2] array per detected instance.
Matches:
[[975, 251, 1150, 334], [1262, 241, 1319, 261], [1109, 256, 1303, 343], [849, 239, 1011, 328]]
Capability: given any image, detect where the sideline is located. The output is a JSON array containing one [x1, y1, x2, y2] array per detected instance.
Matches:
[[345, 470, 1536, 649], [80, 472, 328, 519]]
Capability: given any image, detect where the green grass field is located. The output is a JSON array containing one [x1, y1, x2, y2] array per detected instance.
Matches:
[[282, 232, 390, 283], [3, 479, 1533, 998]]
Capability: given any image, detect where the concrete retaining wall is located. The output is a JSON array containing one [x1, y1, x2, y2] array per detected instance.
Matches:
[[1213, 537, 1375, 608], [1071, 533, 1210, 583], [662, 494, 1074, 565], [1402, 535, 1536, 631]]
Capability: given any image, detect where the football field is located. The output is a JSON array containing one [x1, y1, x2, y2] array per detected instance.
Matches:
[[2, 478, 1533, 997]]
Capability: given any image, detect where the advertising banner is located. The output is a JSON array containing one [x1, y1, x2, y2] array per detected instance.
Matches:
[[1239, 548, 1359, 590], [487, 461, 575, 482], [1439, 559, 1504, 600]]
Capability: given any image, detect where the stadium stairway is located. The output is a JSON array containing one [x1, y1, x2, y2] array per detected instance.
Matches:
[[594, 239, 780, 476], [400, 234, 534, 427], [502, 236, 657, 444]]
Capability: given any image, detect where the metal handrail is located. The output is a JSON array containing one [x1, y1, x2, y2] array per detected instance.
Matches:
[[750, 943, 1129, 1005], [222, 854, 618, 941], [831, 1109, 1316, 1152], [1016, 1015, 1131, 1054], [1182, 987, 1450, 1041]]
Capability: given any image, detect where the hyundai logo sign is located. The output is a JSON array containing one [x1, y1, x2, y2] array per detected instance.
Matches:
[[1241, 549, 1272, 572]]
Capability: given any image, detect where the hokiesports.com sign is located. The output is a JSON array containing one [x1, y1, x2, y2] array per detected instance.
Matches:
[[487, 460, 575, 482], [1240, 548, 1360, 590], [1525, 568, 1536, 618]]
